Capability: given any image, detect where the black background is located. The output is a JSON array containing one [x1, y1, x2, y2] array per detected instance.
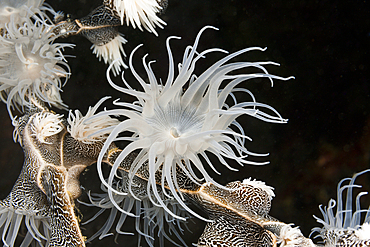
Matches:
[[0, 0, 369, 246]]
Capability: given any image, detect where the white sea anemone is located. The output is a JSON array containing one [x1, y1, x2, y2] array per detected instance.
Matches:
[[356, 222, 370, 240], [30, 111, 63, 144], [81, 168, 190, 247], [91, 34, 128, 76], [109, 0, 166, 35], [95, 26, 293, 221], [0, 205, 51, 247], [0, 0, 43, 28], [67, 97, 120, 144], [242, 177, 275, 201], [277, 224, 316, 247], [311, 169, 370, 246], [0, 11, 73, 118]]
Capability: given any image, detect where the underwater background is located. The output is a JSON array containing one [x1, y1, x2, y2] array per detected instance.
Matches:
[[0, 0, 369, 246]]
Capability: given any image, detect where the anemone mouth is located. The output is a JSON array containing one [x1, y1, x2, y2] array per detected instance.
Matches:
[[0, 6, 18, 16], [145, 101, 205, 145]]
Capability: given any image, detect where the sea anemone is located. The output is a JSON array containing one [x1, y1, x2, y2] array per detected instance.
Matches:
[[104, 0, 167, 35], [95, 26, 293, 221], [311, 169, 370, 246], [0, 0, 43, 28], [191, 177, 315, 246], [193, 178, 278, 246], [0, 9, 73, 118], [0, 201, 51, 247], [276, 224, 316, 247], [0, 110, 63, 247], [2, 107, 110, 246], [30, 111, 63, 144], [82, 165, 190, 247], [69, 4, 128, 76], [91, 33, 128, 76], [67, 96, 120, 144]]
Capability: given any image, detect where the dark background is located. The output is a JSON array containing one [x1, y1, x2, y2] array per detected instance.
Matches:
[[0, 0, 369, 246]]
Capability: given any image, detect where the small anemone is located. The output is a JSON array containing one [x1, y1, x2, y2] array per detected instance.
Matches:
[[95, 26, 293, 221], [107, 0, 166, 35], [311, 169, 370, 245], [277, 224, 315, 247], [225, 179, 275, 216], [30, 111, 64, 144], [242, 177, 275, 201], [356, 222, 370, 240], [91, 34, 128, 77], [0, 9, 74, 118], [0, 0, 43, 28], [67, 97, 120, 144], [0, 205, 51, 247], [81, 168, 190, 247]]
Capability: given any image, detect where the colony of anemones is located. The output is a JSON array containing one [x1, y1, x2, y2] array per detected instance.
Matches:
[[0, 2, 73, 244], [94, 26, 294, 220], [0, 1, 369, 247]]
